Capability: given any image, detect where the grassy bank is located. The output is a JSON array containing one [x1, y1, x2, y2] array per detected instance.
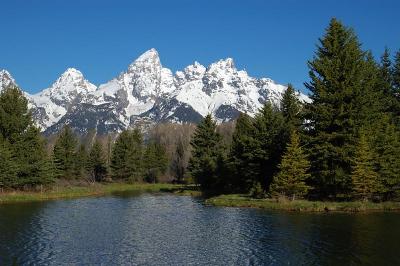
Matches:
[[0, 183, 182, 204], [205, 194, 400, 212]]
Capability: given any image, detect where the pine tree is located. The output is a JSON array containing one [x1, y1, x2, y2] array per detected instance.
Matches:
[[252, 102, 286, 189], [371, 115, 400, 200], [14, 126, 54, 187], [351, 132, 381, 201], [74, 144, 88, 179], [0, 86, 53, 188], [392, 50, 400, 123], [188, 114, 224, 190], [110, 129, 143, 181], [0, 85, 32, 142], [281, 84, 302, 134], [392, 50, 400, 97], [270, 131, 311, 200], [53, 125, 78, 179], [143, 142, 168, 183], [106, 135, 112, 168], [380, 47, 393, 95], [86, 140, 107, 182], [228, 113, 257, 192], [304, 18, 380, 198], [0, 138, 18, 188], [171, 139, 186, 183]]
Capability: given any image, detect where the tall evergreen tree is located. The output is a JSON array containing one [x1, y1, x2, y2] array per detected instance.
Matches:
[[53, 125, 78, 179], [304, 18, 379, 198], [86, 140, 107, 182], [281, 84, 302, 134], [371, 115, 400, 200], [0, 85, 32, 142], [171, 139, 187, 183], [252, 102, 286, 189], [0, 138, 18, 188], [0, 86, 53, 188], [188, 114, 224, 190], [74, 144, 88, 179], [392, 50, 400, 123], [14, 126, 54, 187], [228, 113, 257, 192], [110, 129, 143, 181], [143, 142, 168, 183], [351, 132, 381, 201], [392, 50, 400, 97], [270, 130, 311, 200], [380, 47, 393, 95]]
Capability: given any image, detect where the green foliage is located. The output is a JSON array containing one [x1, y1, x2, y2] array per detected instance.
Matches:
[[252, 102, 286, 189], [227, 113, 257, 192], [171, 139, 187, 183], [14, 126, 54, 187], [379, 47, 393, 95], [87, 140, 107, 182], [110, 129, 143, 181], [370, 116, 400, 200], [392, 50, 400, 124], [53, 125, 78, 179], [249, 182, 266, 199], [74, 144, 88, 179], [143, 142, 168, 183], [351, 132, 381, 201], [392, 50, 400, 96], [0, 138, 18, 188], [281, 84, 303, 134], [270, 131, 311, 200], [188, 114, 224, 190], [0, 86, 53, 189], [304, 18, 381, 198], [0, 86, 32, 141]]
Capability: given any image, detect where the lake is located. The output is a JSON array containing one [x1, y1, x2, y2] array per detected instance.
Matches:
[[0, 192, 399, 265]]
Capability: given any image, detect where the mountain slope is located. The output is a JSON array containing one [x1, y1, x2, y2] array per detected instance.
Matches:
[[0, 49, 309, 134]]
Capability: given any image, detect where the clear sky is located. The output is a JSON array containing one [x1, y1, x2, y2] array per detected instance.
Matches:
[[1, 0, 399, 94]]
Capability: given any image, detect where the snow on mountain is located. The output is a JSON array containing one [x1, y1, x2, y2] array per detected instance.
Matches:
[[0, 49, 309, 134], [0, 69, 17, 91], [29, 68, 97, 129]]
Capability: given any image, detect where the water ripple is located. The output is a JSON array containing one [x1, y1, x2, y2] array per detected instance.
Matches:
[[0, 194, 399, 265]]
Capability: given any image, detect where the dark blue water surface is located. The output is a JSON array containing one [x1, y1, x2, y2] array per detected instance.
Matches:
[[0, 192, 399, 265]]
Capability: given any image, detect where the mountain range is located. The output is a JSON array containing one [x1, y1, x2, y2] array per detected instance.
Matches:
[[0, 49, 308, 135]]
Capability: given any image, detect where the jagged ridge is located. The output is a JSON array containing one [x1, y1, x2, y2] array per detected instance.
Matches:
[[0, 49, 309, 135]]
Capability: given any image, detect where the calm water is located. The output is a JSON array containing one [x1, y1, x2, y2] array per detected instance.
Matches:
[[0, 193, 399, 265]]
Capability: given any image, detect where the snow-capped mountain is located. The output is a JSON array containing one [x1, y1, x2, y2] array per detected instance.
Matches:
[[0, 70, 16, 91], [29, 68, 97, 129], [0, 49, 308, 135]]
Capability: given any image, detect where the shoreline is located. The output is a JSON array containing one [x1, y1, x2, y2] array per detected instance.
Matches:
[[2, 185, 400, 212], [205, 194, 400, 213], [0, 183, 182, 204]]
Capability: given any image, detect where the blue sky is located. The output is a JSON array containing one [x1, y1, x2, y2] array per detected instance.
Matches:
[[1, 0, 399, 94]]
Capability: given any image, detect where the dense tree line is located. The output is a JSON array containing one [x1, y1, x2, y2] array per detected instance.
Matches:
[[1, 18, 399, 203], [0, 89, 170, 189], [188, 18, 400, 201]]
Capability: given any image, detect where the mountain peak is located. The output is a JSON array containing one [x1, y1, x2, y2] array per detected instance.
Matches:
[[53, 68, 87, 88], [0, 69, 17, 90], [207, 58, 236, 73], [61, 68, 84, 77], [139, 48, 159, 58], [129, 48, 160, 68]]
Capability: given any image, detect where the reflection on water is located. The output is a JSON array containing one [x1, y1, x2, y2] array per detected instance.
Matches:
[[0, 194, 399, 265]]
